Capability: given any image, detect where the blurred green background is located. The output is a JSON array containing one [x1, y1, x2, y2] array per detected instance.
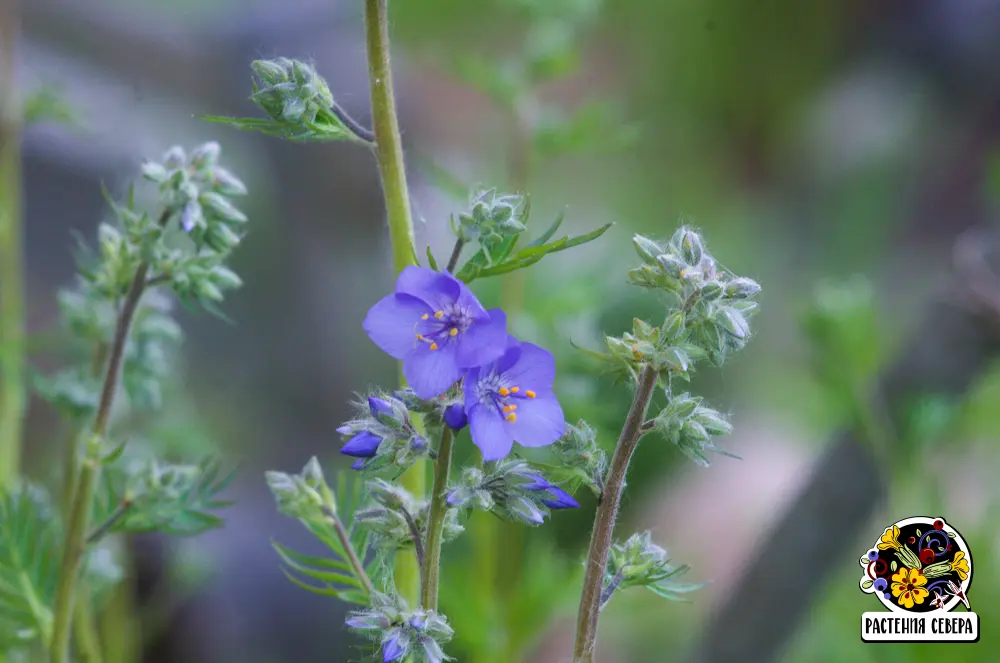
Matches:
[[13, 0, 1000, 661]]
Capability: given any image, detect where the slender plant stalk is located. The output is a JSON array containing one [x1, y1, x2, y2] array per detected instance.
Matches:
[[362, 0, 425, 609], [420, 427, 453, 610], [572, 364, 659, 663], [49, 260, 153, 663], [323, 505, 375, 597], [0, 0, 24, 488]]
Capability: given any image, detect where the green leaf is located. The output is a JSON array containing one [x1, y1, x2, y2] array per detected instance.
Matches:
[[272, 542, 360, 588], [461, 222, 613, 282], [646, 580, 705, 601], [526, 210, 566, 248], [861, 579, 874, 590], [94, 457, 237, 537], [197, 115, 354, 143], [22, 86, 77, 127], [425, 245, 439, 271], [0, 483, 60, 648]]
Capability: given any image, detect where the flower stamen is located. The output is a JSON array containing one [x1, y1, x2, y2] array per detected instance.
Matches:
[[434, 311, 444, 319], [498, 387, 509, 396], [525, 390, 536, 398], [505, 412, 517, 423]]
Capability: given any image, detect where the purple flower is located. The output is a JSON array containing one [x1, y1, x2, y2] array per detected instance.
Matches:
[[382, 635, 406, 662], [443, 403, 468, 431], [363, 267, 508, 399], [368, 396, 395, 422], [350, 458, 367, 471], [464, 336, 565, 461], [540, 485, 580, 510], [517, 473, 579, 509], [340, 431, 382, 458]]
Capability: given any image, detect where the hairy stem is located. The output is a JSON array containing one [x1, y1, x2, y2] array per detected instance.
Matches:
[[363, 0, 424, 608], [322, 505, 374, 597], [572, 364, 659, 663], [0, 0, 24, 488], [86, 500, 133, 545], [445, 238, 464, 273], [420, 427, 453, 610], [50, 259, 152, 663], [399, 503, 425, 577]]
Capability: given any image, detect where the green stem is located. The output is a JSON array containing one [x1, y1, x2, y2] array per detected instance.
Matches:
[[73, 590, 105, 663], [322, 505, 375, 597], [420, 427, 453, 610], [0, 0, 24, 488], [363, 0, 424, 608], [572, 364, 659, 663], [50, 261, 151, 663]]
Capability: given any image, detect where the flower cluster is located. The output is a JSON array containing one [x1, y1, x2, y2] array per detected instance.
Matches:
[[355, 479, 463, 550], [650, 391, 736, 467], [603, 532, 700, 606], [361, 266, 566, 461], [445, 460, 579, 526], [452, 188, 528, 256], [337, 394, 432, 472], [347, 592, 454, 663], [625, 227, 760, 369]]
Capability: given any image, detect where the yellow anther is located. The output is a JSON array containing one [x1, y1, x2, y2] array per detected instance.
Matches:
[[498, 387, 510, 396], [430, 343, 439, 351], [434, 311, 444, 319], [525, 390, 536, 398], [449, 328, 458, 337], [679, 268, 689, 278], [416, 334, 425, 340], [505, 413, 517, 423], [510, 386, 520, 393], [503, 404, 517, 413], [421, 314, 429, 320]]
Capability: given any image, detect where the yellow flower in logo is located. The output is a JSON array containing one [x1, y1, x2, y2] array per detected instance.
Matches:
[[878, 525, 902, 551], [950, 551, 970, 581], [891, 567, 929, 609]]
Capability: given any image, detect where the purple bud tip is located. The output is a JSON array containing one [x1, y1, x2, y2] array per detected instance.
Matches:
[[409, 615, 426, 630], [446, 491, 462, 506], [410, 436, 428, 452], [351, 458, 367, 471], [443, 403, 467, 431], [369, 396, 395, 421], [341, 431, 382, 458], [520, 474, 551, 492], [383, 637, 405, 662], [541, 486, 580, 510], [336, 425, 352, 436]]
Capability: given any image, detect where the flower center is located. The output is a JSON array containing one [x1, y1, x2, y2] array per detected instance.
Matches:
[[414, 305, 472, 351], [474, 372, 537, 423]]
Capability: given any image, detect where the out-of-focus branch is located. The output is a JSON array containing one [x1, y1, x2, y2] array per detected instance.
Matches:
[[688, 227, 1000, 663]]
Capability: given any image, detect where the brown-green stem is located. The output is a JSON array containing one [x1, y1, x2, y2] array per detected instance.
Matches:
[[362, 0, 424, 608], [49, 257, 153, 663], [420, 427, 453, 610], [572, 364, 659, 663]]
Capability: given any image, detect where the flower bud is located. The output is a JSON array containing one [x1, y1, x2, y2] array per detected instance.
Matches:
[[725, 277, 760, 300], [633, 234, 663, 265], [674, 228, 704, 264], [251, 59, 289, 85], [443, 403, 467, 431], [657, 254, 686, 279]]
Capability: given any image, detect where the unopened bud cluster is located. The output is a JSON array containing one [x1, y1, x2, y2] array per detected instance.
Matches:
[[337, 394, 433, 472], [549, 420, 607, 496], [139, 142, 248, 304], [613, 227, 761, 374], [445, 460, 579, 526], [347, 592, 454, 663], [651, 391, 735, 467], [266, 457, 336, 522], [251, 58, 335, 126], [605, 531, 697, 604], [356, 480, 463, 551], [452, 188, 527, 252]]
